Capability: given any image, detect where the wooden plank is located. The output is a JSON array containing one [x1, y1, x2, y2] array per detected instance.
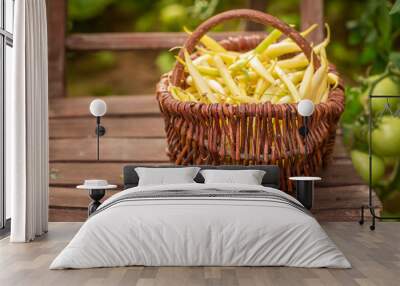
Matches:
[[314, 185, 381, 210], [245, 0, 267, 31], [49, 187, 117, 209], [50, 117, 165, 138], [316, 159, 364, 187], [50, 162, 169, 186], [65, 32, 268, 51], [49, 95, 160, 118], [46, 0, 66, 97], [49, 208, 87, 222], [49, 158, 360, 187], [300, 0, 324, 43], [50, 138, 169, 162], [331, 134, 347, 159], [313, 208, 378, 221]]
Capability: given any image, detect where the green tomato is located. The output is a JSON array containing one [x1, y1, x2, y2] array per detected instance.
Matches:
[[371, 116, 400, 157], [364, 76, 400, 114], [160, 4, 187, 30], [351, 150, 385, 185]]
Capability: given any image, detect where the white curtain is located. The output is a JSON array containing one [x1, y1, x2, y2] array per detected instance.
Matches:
[[8, 0, 49, 242]]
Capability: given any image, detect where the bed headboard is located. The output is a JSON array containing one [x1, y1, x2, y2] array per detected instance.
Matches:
[[123, 165, 280, 190]]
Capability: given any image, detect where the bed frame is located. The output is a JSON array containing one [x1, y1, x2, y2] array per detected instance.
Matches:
[[123, 165, 280, 190]]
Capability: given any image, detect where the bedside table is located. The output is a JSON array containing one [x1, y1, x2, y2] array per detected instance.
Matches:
[[77, 180, 117, 216], [289, 176, 321, 210]]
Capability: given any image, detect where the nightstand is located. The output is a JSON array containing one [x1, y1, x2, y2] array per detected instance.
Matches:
[[289, 176, 321, 210], [77, 180, 117, 216]]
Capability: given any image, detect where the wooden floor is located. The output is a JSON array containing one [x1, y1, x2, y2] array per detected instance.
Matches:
[[1, 222, 399, 286], [49, 95, 381, 222]]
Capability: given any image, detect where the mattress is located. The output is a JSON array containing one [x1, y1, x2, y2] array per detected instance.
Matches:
[[50, 183, 351, 269]]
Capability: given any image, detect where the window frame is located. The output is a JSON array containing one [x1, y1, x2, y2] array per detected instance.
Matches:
[[0, 0, 13, 232]]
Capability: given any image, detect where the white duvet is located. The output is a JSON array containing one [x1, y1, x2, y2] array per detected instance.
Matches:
[[50, 183, 351, 269]]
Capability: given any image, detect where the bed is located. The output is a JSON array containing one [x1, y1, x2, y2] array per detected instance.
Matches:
[[50, 165, 350, 269]]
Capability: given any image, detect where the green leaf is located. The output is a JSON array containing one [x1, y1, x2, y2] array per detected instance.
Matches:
[[389, 52, 400, 69], [69, 0, 115, 21], [360, 46, 378, 64], [390, 0, 400, 15], [341, 87, 364, 125], [377, 3, 391, 45]]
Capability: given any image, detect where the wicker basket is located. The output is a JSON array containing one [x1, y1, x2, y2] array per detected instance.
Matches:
[[156, 9, 344, 192]]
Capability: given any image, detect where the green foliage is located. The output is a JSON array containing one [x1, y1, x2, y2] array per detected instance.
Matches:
[[390, 0, 400, 14], [188, 0, 219, 21], [68, 0, 115, 21], [156, 51, 176, 74], [346, 0, 400, 73]]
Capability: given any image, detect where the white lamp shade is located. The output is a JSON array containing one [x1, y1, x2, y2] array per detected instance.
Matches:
[[90, 99, 107, 117], [297, 99, 315, 117]]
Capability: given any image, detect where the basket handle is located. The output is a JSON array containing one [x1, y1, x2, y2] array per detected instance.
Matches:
[[171, 9, 321, 87]]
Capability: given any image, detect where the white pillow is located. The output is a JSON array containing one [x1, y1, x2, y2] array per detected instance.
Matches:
[[200, 169, 266, 185], [135, 167, 200, 186]]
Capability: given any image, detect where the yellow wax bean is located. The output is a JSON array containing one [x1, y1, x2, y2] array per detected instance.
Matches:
[[283, 24, 318, 43], [200, 35, 226, 53], [238, 81, 248, 97], [196, 46, 238, 65], [311, 48, 328, 103], [186, 86, 197, 93], [274, 65, 301, 102], [228, 51, 253, 72], [288, 70, 306, 84], [328, 72, 339, 88], [254, 78, 268, 100], [236, 71, 258, 81], [186, 76, 193, 86], [314, 24, 331, 52], [277, 54, 309, 70], [300, 24, 319, 39], [316, 75, 328, 103], [299, 55, 314, 99], [249, 56, 276, 84], [271, 95, 279, 104], [207, 79, 226, 95], [260, 93, 272, 102], [255, 29, 283, 54], [321, 88, 329, 103], [213, 54, 244, 98], [264, 42, 302, 59], [197, 65, 220, 77], [170, 86, 181, 100], [175, 87, 194, 102], [193, 54, 211, 65], [235, 95, 257, 104], [278, 95, 292, 104], [175, 55, 186, 66], [219, 53, 237, 65], [184, 27, 226, 53], [184, 50, 218, 103]]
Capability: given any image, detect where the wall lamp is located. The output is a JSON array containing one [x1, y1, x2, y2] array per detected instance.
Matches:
[[89, 99, 107, 161]]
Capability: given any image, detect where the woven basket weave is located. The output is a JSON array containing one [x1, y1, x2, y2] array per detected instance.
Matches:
[[156, 9, 344, 192]]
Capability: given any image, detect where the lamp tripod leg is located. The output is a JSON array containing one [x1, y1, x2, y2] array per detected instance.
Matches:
[[359, 205, 364, 225]]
